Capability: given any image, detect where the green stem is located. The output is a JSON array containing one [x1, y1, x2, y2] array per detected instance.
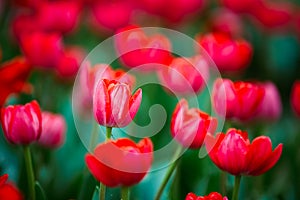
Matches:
[[99, 183, 106, 200], [232, 175, 241, 200], [89, 122, 99, 151], [154, 146, 182, 200], [24, 146, 36, 200], [121, 187, 130, 200], [220, 171, 227, 195], [106, 127, 112, 140]]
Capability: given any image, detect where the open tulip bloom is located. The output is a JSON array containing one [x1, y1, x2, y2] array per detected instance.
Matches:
[[206, 128, 283, 199]]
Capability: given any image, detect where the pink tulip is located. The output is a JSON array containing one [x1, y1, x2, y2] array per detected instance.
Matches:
[[171, 99, 217, 149], [38, 112, 66, 148], [206, 128, 283, 176], [78, 62, 135, 112], [255, 82, 282, 121], [158, 55, 209, 94], [93, 79, 142, 127], [1, 100, 42, 145], [212, 78, 265, 121]]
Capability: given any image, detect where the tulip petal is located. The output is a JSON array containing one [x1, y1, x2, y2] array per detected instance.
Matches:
[[249, 143, 283, 176], [93, 79, 110, 126]]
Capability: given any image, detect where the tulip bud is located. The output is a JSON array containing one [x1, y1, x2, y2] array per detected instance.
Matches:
[[93, 79, 142, 127], [1, 101, 42, 145], [38, 112, 66, 148], [291, 80, 300, 117]]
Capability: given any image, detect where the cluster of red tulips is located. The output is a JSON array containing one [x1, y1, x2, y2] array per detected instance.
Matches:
[[1, 0, 300, 200]]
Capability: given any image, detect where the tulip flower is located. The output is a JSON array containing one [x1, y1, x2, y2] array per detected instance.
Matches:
[[20, 31, 64, 68], [93, 79, 142, 127], [186, 192, 228, 200], [11, 14, 39, 40], [85, 137, 153, 187], [78, 62, 135, 113], [56, 46, 85, 78], [115, 25, 173, 71], [0, 174, 23, 200], [38, 112, 66, 148], [196, 32, 252, 73], [291, 80, 300, 117], [158, 55, 209, 95], [136, 0, 205, 22], [206, 128, 283, 176], [249, 1, 292, 29], [212, 78, 265, 121], [0, 57, 32, 107], [255, 82, 282, 121], [220, 0, 261, 13], [1, 100, 42, 145], [37, 1, 81, 33], [171, 99, 217, 148], [90, 1, 134, 31]]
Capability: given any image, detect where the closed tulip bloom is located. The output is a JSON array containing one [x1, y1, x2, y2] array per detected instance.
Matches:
[[115, 25, 173, 71], [0, 174, 23, 200], [38, 1, 81, 33], [197, 32, 252, 73], [93, 79, 142, 127], [255, 82, 282, 121], [20, 32, 63, 68], [85, 138, 153, 187], [212, 78, 265, 121], [206, 128, 283, 176], [291, 80, 300, 116], [158, 55, 209, 94], [56, 46, 85, 78], [1, 100, 42, 145], [38, 112, 66, 148], [171, 99, 217, 149], [78, 62, 135, 112], [186, 192, 228, 200]]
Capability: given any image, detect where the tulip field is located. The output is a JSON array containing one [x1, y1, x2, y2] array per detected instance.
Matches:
[[1, 0, 300, 200]]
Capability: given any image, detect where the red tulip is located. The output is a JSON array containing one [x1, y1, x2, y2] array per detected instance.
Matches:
[[85, 138, 153, 187], [196, 32, 252, 73], [93, 79, 142, 127], [37, 1, 81, 33], [38, 112, 66, 148], [220, 0, 262, 13], [1, 100, 42, 145], [212, 78, 265, 121], [171, 99, 217, 149], [0, 174, 23, 200], [206, 128, 283, 176], [115, 25, 173, 71], [136, 0, 206, 22], [20, 31, 64, 68], [11, 14, 39, 40], [0, 57, 32, 107], [291, 80, 300, 117], [158, 55, 209, 94], [255, 82, 282, 121], [186, 192, 228, 200], [56, 46, 86, 78], [77, 62, 135, 112], [249, 1, 293, 29], [90, 0, 134, 31]]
